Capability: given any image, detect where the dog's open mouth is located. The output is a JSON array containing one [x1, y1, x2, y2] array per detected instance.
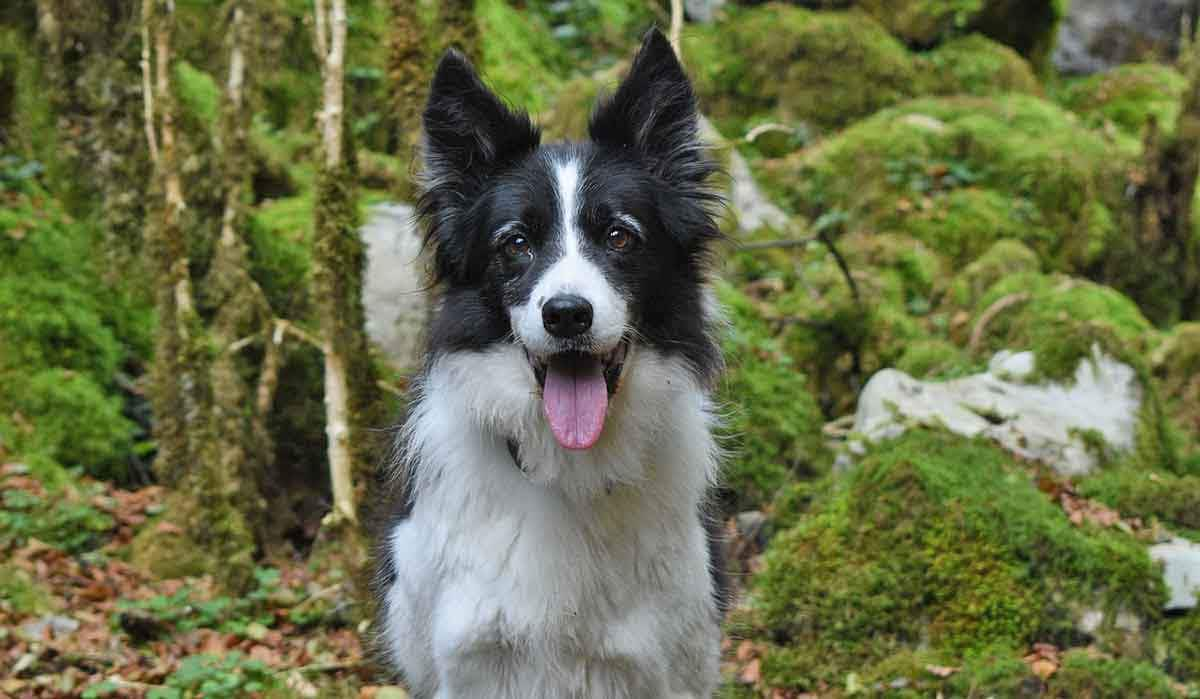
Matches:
[[528, 339, 629, 450]]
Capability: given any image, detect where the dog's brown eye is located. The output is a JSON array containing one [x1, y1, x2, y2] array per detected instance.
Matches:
[[607, 227, 633, 252], [504, 235, 531, 260]]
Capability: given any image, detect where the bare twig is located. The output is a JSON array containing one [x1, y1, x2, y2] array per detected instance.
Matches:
[[817, 228, 859, 304], [968, 292, 1031, 353], [738, 236, 818, 251], [140, 0, 159, 165]]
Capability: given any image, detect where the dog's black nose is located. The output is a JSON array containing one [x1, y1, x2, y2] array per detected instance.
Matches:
[[542, 294, 593, 338]]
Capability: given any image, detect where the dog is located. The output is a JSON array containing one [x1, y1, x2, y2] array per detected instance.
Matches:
[[374, 28, 728, 699]]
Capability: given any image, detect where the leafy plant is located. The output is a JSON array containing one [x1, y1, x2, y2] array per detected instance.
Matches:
[[83, 653, 282, 699], [115, 567, 286, 637], [0, 484, 114, 553]]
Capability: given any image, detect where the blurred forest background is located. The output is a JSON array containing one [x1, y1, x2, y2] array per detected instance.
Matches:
[[2, 0, 1200, 697]]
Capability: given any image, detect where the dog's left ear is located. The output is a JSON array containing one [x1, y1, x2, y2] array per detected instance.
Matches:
[[589, 28, 707, 186]]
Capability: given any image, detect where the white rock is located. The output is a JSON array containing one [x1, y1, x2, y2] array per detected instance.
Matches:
[[685, 0, 725, 23], [728, 146, 791, 234], [1150, 537, 1200, 611], [852, 346, 1142, 476], [362, 203, 429, 371]]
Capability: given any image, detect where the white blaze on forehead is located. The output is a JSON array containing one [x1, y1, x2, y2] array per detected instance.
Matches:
[[508, 155, 628, 356]]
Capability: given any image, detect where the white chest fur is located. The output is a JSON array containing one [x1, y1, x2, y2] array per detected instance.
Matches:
[[378, 346, 722, 698]]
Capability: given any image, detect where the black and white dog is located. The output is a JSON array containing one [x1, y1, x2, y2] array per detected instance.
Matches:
[[375, 28, 727, 698]]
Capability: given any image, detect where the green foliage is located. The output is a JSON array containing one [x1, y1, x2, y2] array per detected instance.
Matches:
[[717, 283, 829, 509], [1059, 63, 1187, 137], [746, 429, 1165, 691], [84, 653, 282, 699], [115, 567, 285, 637], [684, 4, 925, 134], [0, 482, 114, 553], [0, 186, 149, 480]]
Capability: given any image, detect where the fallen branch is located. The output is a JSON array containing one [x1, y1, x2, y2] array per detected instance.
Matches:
[[968, 292, 1032, 353]]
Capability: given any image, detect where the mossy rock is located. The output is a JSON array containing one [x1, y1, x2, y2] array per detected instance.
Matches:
[[717, 282, 829, 509], [1059, 63, 1187, 138], [1078, 467, 1200, 538], [968, 273, 1153, 381], [759, 94, 1137, 275], [966, 273, 1179, 473], [684, 4, 926, 134], [924, 34, 1041, 97], [744, 429, 1166, 691]]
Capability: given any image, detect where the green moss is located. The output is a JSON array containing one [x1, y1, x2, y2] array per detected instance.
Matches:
[[1059, 63, 1187, 137], [130, 491, 256, 592], [478, 0, 569, 114], [763, 94, 1136, 275], [684, 4, 925, 134], [1157, 612, 1200, 682], [1078, 467, 1200, 538], [946, 239, 1041, 310], [746, 429, 1165, 691], [1046, 650, 1179, 698], [970, 273, 1153, 381], [0, 370, 136, 481], [174, 60, 220, 129], [717, 282, 829, 509], [894, 338, 978, 379], [925, 34, 1041, 96], [895, 187, 1052, 266]]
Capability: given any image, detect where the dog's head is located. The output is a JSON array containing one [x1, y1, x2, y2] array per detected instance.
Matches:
[[417, 28, 721, 453]]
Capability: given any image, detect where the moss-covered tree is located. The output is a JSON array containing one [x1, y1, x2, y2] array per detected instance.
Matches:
[[311, 0, 381, 541], [386, 0, 424, 197]]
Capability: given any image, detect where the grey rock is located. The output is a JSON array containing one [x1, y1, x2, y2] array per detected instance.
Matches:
[[685, 0, 725, 23], [362, 203, 429, 371], [19, 615, 79, 642], [852, 347, 1142, 476], [1150, 537, 1200, 610], [1054, 0, 1190, 75]]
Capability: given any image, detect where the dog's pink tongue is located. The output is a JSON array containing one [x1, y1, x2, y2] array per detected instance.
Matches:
[[542, 354, 608, 450]]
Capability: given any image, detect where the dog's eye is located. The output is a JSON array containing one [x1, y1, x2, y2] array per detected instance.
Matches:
[[607, 227, 634, 252], [503, 235, 532, 260]]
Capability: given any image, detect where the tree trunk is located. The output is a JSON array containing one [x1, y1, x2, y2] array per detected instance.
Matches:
[[1131, 47, 1200, 322], [143, 0, 199, 489], [311, 0, 382, 532], [387, 0, 425, 198]]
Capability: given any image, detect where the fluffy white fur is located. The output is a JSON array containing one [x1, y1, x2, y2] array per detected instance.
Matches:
[[379, 343, 723, 698]]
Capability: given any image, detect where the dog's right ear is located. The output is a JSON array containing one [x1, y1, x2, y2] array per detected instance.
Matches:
[[419, 50, 540, 284], [421, 50, 541, 195]]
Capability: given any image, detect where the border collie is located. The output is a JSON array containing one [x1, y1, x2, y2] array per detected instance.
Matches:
[[375, 28, 727, 698]]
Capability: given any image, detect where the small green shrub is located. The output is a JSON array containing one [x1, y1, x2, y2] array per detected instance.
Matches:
[[84, 652, 282, 699], [1046, 651, 1179, 698]]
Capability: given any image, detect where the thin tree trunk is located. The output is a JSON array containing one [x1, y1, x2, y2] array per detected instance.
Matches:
[[143, 0, 198, 487], [312, 0, 374, 527]]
